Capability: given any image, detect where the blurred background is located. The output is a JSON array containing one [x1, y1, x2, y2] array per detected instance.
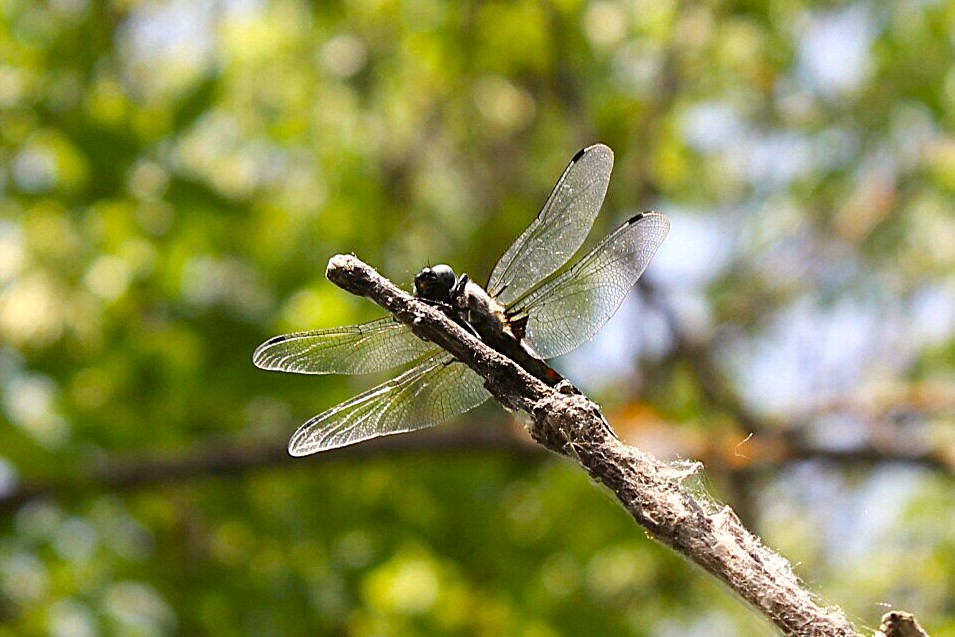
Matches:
[[2, 0, 954, 635]]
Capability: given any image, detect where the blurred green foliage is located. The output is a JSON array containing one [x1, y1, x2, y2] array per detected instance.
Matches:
[[2, 0, 955, 635]]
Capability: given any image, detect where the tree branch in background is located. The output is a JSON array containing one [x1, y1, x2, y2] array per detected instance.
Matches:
[[324, 253, 872, 637], [0, 425, 540, 515]]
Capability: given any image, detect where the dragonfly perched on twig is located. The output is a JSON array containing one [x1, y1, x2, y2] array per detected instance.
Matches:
[[253, 144, 669, 456]]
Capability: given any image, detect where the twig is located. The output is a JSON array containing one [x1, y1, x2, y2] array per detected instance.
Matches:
[[326, 253, 863, 637]]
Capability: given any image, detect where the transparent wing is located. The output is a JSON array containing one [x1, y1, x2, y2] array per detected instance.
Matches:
[[253, 317, 438, 375], [487, 144, 614, 306], [513, 212, 670, 359], [288, 354, 492, 456]]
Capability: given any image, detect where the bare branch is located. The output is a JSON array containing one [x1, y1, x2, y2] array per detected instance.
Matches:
[[326, 253, 867, 637]]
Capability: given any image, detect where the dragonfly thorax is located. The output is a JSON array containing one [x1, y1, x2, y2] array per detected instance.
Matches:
[[413, 264, 457, 303], [452, 275, 512, 342], [414, 266, 512, 342]]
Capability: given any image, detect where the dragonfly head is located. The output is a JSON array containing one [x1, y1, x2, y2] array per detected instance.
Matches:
[[414, 264, 457, 303]]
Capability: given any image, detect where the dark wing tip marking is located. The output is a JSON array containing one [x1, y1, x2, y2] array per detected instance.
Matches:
[[252, 333, 306, 370], [626, 210, 666, 224], [252, 335, 286, 365], [574, 143, 612, 163]]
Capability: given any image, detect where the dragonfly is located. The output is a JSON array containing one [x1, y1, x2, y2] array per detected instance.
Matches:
[[253, 144, 669, 456]]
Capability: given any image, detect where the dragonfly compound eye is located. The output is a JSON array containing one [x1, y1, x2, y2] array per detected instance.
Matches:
[[414, 264, 457, 302]]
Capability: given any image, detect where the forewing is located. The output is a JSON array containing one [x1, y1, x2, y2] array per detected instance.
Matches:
[[253, 317, 438, 375], [487, 144, 614, 306], [288, 354, 492, 456], [514, 212, 669, 359]]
